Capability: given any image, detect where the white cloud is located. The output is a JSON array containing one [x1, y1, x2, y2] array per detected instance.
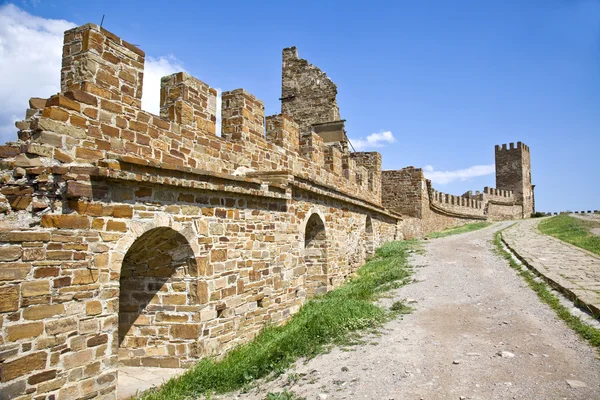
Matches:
[[0, 4, 185, 142], [141, 56, 185, 115], [350, 131, 395, 151], [423, 164, 495, 185], [0, 3, 75, 142]]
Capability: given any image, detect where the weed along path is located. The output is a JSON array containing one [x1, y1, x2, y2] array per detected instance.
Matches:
[[219, 222, 600, 400]]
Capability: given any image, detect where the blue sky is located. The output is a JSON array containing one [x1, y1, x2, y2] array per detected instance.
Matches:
[[0, 0, 598, 212]]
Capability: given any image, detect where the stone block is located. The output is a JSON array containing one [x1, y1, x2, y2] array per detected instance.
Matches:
[[29, 97, 47, 109], [0, 263, 31, 281], [6, 322, 44, 341], [87, 334, 108, 347], [162, 294, 187, 305], [112, 204, 133, 218], [72, 269, 99, 285], [66, 181, 93, 198], [24, 248, 46, 262], [0, 285, 19, 312], [171, 324, 200, 339], [106, 220, 127, 232], [210, 249, 227, 262], [1, 380, 27, 400], [86, 300, 102, 316], [0, 351, 47, 382], [23, 304, 65, 320], [0, 246, 21, 261], [62, 348, 93, 370], [28, 369, 57, 385], [75, 147, 103, 161], [35, 118, 86, 139], [41, 214, 90, 229], [21, 280, 50, 297], [45, 317, 78, 335]]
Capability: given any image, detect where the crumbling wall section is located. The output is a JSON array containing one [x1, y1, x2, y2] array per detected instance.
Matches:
[[281, 47, 341, 133]]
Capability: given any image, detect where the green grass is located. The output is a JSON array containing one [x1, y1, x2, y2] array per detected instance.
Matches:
[[427, 222, 492, 239], [495, 229, 600, 351], [265, 390, 305, 400], [136, 240, 416, 400], [538, 215, 600, 256]]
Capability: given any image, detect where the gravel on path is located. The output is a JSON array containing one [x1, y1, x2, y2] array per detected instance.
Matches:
[[218, 222, 600, 400]]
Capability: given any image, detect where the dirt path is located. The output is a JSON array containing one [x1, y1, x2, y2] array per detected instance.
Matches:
[[220, 222, 600, 400]]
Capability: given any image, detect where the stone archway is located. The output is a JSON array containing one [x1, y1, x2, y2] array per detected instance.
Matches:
[[118, 226, 201, 369], [365, 215, 375, 256], [303, 213, 329, 297]]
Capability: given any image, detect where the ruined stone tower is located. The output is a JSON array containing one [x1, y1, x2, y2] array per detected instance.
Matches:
[[495, 142, 534, 217], [280, 47, 348, 152]]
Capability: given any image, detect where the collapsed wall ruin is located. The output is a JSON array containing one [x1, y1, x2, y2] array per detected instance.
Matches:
[[0, 23, 533, 399]]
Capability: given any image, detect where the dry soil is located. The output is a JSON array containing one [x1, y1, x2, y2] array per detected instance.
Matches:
[[219, 221, 600, 400]]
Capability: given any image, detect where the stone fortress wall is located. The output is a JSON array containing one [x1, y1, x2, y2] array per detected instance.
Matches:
[[381, 140, 534, 237], [0, 23, 533, 399]]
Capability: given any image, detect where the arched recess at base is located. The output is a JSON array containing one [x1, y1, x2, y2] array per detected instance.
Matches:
[[118, 227, 201, 368], [303, 213, 329, 298], [365, 215, 375, 256]]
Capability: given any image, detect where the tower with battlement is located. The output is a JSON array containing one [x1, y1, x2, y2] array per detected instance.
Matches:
[[495, 142, 534, 217]]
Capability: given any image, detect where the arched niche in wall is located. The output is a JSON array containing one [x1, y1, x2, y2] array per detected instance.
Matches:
[[365, 215, 375, 256], [118, 226, 200, 368], [303, 213, 329, 298]]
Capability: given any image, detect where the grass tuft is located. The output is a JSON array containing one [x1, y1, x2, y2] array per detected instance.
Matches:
[[265, 390, 305, 400], [390, 300, 412, 315], [427, 222, 492, 239], [495, 229, 600, 351], [136, 240, 415, 400], [538, 215, 600, 256]]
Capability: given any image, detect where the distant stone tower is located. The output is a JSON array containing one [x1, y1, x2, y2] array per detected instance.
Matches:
[[495, 142, 534, 217]]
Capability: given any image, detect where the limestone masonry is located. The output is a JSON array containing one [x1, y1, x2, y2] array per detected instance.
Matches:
[[0, 24, 534, 399]]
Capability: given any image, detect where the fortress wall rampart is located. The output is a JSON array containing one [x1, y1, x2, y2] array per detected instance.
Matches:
[[382, 167, 487, 237], [429, 185, 485, 217], [481, 186, 522, 220], [483, 186, 515, 201], [0, 23, 402, 399], [0, 169, 397, 398]]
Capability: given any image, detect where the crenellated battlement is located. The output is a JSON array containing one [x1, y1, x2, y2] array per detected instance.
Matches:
[[1, 23, 386, 214], [430, 187, 484, 211], [495, 142, 530, 153], [483, 186, 515, 200]]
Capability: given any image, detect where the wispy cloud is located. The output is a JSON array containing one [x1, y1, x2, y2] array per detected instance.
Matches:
[[141, 56, 185, 115], [0, 4, 185, 142], [423, 164, 495, 185], [350, 131, 395, 151]]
